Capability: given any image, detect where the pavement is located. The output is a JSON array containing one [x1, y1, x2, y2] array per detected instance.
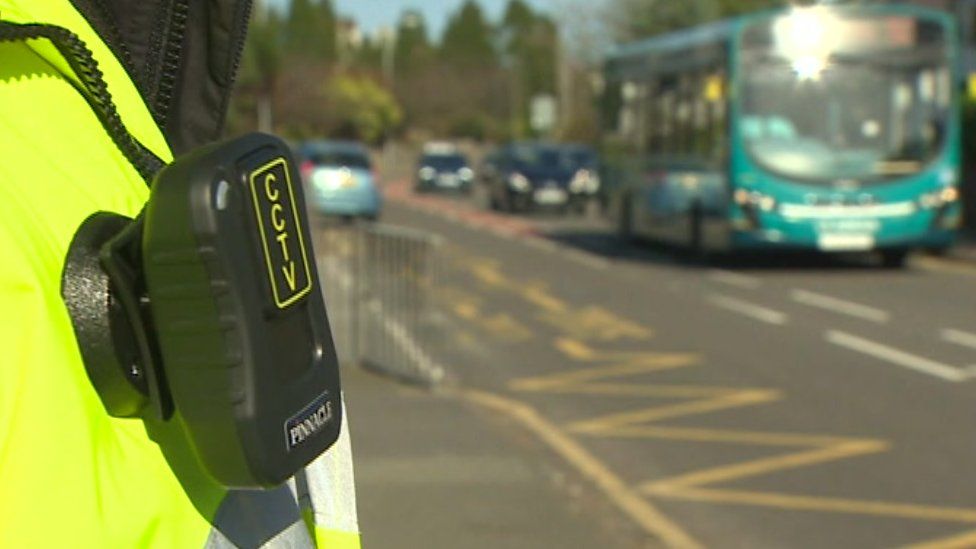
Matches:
[[344, 366, 645, 549]]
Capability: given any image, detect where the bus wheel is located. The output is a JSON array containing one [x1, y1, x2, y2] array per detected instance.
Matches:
[[880, 249, 909, 269]]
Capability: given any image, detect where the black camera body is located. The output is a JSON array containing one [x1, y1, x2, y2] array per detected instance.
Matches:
[[63, 134, 342, 488]]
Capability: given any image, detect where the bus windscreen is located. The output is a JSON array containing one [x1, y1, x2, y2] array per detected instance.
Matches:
[[740, 10, 951, 183]]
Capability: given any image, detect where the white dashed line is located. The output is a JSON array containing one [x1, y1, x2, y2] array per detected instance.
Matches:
[[708, 294, 788, 326], [791, 290, 890, 324], [826, 330, 973, 382], [708, 270, 762, 290], [940, 328, 976, 351]]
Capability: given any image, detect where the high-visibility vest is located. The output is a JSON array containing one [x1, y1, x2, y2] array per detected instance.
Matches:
[[0, 1, 359, 546]]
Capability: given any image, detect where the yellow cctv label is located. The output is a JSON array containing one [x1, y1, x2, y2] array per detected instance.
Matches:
[[249, 157, 313, 309]]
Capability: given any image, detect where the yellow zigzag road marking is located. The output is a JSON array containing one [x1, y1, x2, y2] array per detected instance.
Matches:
[[513, 337, 976, 538], [438, 287, 534, 343], [903, 528, 976, 549], [465, 261, 652, 342], [456, 255, 976, 543], [462, 390, 704, 549]]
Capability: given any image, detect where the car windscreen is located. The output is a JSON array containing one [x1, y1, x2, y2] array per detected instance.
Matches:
[[511, 145, 581, 173], [420, 154, 467, 170], [303, 150, 371, 169], [567, 149, 597, 169]]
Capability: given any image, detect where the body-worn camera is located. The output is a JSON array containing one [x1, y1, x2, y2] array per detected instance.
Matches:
[[62, 133, 342, 488]]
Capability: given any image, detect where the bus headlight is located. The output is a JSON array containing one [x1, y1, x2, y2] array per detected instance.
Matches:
[[919, 187, 959, 210], [418, 167, 436, 180], [734, 189, 777, 212]]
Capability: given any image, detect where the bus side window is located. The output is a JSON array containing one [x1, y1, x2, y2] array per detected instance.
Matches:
[[601, 79, 623, 134], [701, 68, 728, 166]]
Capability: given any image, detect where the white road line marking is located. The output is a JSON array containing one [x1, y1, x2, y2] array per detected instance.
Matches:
[[708, 294, 788, 326], [791, 289, 890, 324], [826, 330, 970, 382], [708, 270, 762, 290], [561, 248, 611, 270], [940, 328, 976, 351]]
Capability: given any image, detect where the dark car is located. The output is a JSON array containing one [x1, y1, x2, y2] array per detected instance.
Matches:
[[562, 144, 601, 211], [480, 142, 599, 213], [415, 149, 474, 193]]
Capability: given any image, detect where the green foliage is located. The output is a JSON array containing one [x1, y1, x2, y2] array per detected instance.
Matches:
[[449, 113, 492, 141], [606, 0, 786, 41], [327, 75, 404, 144], [497, 0, 560, 137], [240, 7, 283, 90], [352, 36, 384, 71], [285, 0, 337, 62], [229, 0, 590, 145], [394, 10, 434, 77], [502, 0, 535, 29], [440, 1, 497, 69], [501, 0, 557, 96]]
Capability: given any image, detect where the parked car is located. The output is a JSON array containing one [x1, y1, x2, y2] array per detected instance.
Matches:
[[297, 140, 381, 220], [415, 149, 474, 194], [480, 142, 597, 213]]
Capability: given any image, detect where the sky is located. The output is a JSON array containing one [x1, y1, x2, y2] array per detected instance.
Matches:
[[268, 0, 557, 39]]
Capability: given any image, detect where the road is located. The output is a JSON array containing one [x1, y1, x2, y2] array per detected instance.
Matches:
[[356, 176, 976, 548]]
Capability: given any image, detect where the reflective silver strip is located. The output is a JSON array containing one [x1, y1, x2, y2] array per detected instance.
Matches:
[[302, 394, 360, 535], [780, 202, 917, 219], [204, 484, 314, 549]]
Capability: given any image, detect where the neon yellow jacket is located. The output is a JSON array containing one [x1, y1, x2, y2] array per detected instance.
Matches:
[[0, 1, 359, 546]]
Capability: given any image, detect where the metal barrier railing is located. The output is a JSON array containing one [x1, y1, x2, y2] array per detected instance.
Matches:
[[314, 222, 444, 386]]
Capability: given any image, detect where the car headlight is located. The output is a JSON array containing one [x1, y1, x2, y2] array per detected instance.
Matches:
[[509, 173, 531, 192], [585, 173, 601, 194], [459, 167, 474, 181], [570, 170, 600, 194], [315, 168, 353, 191], [919, 186, 959, 209], [418, 167, 436, 180], [734, 189, 776, 212]]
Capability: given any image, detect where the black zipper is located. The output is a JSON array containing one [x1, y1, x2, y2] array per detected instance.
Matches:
[[153, 0, 188, 131], [228, 1, 253, 93], [0, 22, 164, 183]]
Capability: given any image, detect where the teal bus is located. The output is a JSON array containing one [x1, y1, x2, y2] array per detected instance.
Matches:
[[602, 4, 961, 266]]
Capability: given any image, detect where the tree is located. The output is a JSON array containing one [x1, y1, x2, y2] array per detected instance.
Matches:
[[327, 75, 404, 144], [285, 0, 337, 62], [604, 0, 787, 41], [501, 0, 557, 97], [440, 1, 497, 70], [499, 0, 559, 136], [352, 36, 385, 72], [394, 10, 434, 78], [229, 0, 284, 134]]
